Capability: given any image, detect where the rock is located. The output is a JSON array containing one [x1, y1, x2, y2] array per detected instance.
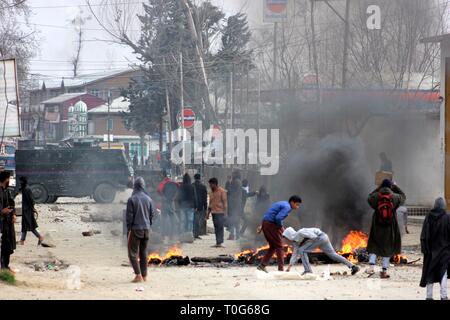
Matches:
[[50, 206, 63, 212], [92, 230, 102, 235], [54, 266, 60, 272], [234, 282, 240, 287], [53, 218, 64, 223], [83, 205, 90, 211], [179, 232, 194, 244], [40, 233, 56, 248], [82, 231, 94, 237], [80, 216, 92, 223]]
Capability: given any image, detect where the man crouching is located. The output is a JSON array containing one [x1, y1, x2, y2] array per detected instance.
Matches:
[[283, 227, 360, 275], [126, 177, 155, 283]]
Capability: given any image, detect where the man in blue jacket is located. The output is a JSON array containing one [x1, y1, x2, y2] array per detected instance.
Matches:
[[257, 195, 302, 273]]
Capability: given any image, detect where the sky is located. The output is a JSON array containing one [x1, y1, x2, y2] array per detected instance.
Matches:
[[25, 0, 262, 85]]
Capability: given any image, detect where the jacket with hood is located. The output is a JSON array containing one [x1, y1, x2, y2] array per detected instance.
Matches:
[[283, 227, 325, 266], [366, 184, 405, 257], [126, 177, 155, 231], [420, 198, 450, 287]]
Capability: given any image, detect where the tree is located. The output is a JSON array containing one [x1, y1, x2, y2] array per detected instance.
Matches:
[[69, 8, 92, 77], [121, 68, 165, 167]]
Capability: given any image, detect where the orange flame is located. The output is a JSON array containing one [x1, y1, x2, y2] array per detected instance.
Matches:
[[148, 246, 183, 264], [338, 230, 369, 263]]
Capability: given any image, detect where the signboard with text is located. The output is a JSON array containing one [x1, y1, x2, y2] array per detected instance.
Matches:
[[263, 0, 288, 23]]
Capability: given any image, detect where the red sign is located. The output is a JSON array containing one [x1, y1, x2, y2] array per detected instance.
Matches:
[[264, 0, 288, 22], [177, 108, 196, 129]]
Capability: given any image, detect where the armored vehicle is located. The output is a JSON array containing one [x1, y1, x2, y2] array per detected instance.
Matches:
[[15, 144, 133, 203]]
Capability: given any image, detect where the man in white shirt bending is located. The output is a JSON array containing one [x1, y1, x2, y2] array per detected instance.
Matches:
[[283, 227, 360, 275]]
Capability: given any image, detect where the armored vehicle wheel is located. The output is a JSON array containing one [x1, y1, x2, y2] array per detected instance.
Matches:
[[47, 196, 58, 203], [30, 184, 49, 204], [93, 183, 116, 203]]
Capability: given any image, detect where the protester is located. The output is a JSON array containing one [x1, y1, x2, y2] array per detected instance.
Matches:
[[227, 171, 242, 240], [283, 227, 360, 275], [133, 153, 139, 171], [207, 178, 228, 248], [366, 179, 406, 279], [126, 177, 155, 283], [0, 171, 16, 273], [397, 206, 409, 236], [420, 197, 450, 300], [257, 196, 302, 273], [177, 173, 196, 235], [239, 179, 257, 237], [18, 177, 44, 246], [157, 171, 179, 240], [193, 174, 208, 238]]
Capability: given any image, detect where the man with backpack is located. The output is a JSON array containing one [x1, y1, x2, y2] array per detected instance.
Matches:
[[366, 179, 406, 279]]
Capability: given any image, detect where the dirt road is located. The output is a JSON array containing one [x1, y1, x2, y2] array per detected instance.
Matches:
[[0, 193, 427, 300]]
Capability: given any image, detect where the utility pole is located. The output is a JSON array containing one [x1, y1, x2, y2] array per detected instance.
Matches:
[[342, 0, 351, 89], [230, 67, 234, 129], [257, 69, 261, 131], [107, 90, 111, 149], [310, 0, 322, 135], [163, 57, 173, 159], [273, 22, 278, 88], [311, 0, 351, 89], [180, 51, 185, 173]]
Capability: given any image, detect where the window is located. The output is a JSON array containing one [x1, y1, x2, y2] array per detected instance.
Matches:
[[89, 89, 100, 97]]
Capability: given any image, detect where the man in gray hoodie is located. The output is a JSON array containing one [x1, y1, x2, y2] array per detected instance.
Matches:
[[126, 177, 155, 283], [283, 227, 360, 275]]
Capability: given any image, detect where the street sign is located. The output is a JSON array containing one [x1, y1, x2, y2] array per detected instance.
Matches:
[[177, 108, 196, 129], [263, 0, 288, 23]]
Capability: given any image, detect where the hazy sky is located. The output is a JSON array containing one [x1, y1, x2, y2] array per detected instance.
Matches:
[[26, 0, 262, 82]]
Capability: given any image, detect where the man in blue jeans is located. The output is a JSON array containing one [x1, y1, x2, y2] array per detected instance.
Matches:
[[283, 227, 360, 275]]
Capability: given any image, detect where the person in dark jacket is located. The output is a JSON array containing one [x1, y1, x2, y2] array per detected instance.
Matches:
[[420, 197, 450, 300], [0, 171, 16, 273], [126, 177, 155, 283], [366, 179, 406, 279], [227, 171, 243, 240], [177, 173, 196, 235], [18, 177, 44, 246], [193, 174, 208, 238], [257, 196, 302, 273]]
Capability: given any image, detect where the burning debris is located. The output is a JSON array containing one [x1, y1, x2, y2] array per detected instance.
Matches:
[[234, 231, 408, 266], [147, 246, 190, 266]]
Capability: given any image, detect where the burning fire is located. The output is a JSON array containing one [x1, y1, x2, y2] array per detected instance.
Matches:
[[392, 254, 408, 264], [338, 230, 369, 263], [148, 246, 183, 265]]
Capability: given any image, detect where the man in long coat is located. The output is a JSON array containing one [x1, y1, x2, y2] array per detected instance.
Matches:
[[420, 197, 450, 300], [18, 176, 44, 245], [0, 171, 16, 272], [366, 179, 405, 278]]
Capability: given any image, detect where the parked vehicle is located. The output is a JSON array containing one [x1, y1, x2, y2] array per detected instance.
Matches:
[[15, 145, 133, 203]]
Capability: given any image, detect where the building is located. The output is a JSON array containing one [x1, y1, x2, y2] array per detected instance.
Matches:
[[38, 93, 105, 143], [22, 69, 142, 139], [84, 97, 160, 164]]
